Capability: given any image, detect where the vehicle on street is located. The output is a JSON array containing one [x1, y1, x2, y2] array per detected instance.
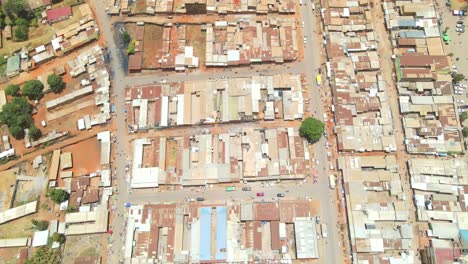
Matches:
[[256, 192, 264, 197], [301, 21, 305, 28], [325, 141, 330, 148], [277, 193, 285, 197], [188, 198, 196, 202], [329, 175, 336, 189], [457, 20, 464, 24], [226, 186, 235, 192], [456, 28, 465, 33], [303, 36, 307, 44], [196, 197, 205, 201], [329, 163, 334, 170], [242, 187, 252, 191], [315, 159, 320, 165], [457, 100, 465, 103], [321, 224, 328, 238], [323, 113, 328, 122], [456, 24, 464, 28], [460, 84, 467, 88], [316, 216, 321, 224]]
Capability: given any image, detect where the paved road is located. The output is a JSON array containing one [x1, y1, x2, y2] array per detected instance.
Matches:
[[300, 2, 343, 264], [89, 1, 343, 262], [90, 1, 130, 263]]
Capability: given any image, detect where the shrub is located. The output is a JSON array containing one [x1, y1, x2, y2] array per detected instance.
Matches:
[[47, 74, 64, 93], [22, 80, 44, 100], [4, 84, 20, 96]]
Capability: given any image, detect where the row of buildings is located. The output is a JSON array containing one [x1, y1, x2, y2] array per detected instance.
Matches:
[[130, 127, 310, 188], [125, 200, 319, 263], [205, 19, 298, 66], [320, 0, 466, 263], [320, 1, 397, 153], [125, 74, 303, 129], [382, 2, 464, 154], [109, 0, 296, 15]]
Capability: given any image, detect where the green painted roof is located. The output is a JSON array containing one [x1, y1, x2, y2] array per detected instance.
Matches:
[[6, 55, 20, 73]]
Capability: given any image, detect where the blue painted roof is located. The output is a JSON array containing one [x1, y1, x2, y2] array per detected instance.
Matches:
[[200, 207, 212, 261], [215, 207, 227, 260], [460, 230, 468, 248]]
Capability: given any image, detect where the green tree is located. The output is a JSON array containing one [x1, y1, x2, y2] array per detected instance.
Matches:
[[4, 0, 29, 20], [15, 17, 28, 27], [31, 219, 49, 231], [454, 74, 465, 83], [127, 39, 135, 54], [299, 117, 325, 144], [51, 232, 65, 244], [121, 30, 130, 45], [4, 84, 20, 96], [460, 112, 468, 122], [22, 80, 43, 100], [463, 127, 468, 138], [47, 188, 69, 204], [14, 25, 28, 41], [24, 246, 61, 264], [8, 125, 23, 139], [28, 125, 41, 140], [0, 96, 33, 138], [47, 74, 64, 93]]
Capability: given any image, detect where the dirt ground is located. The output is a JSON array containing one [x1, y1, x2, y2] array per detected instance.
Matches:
[[62, 234, 105, 264], [450, 0, 467, 10], [0, 168, 19, 212], [142, 24, 164, 69], [186, 25, 206, 69], [62, 137, 101, 176], [0, 247, 23, 264]]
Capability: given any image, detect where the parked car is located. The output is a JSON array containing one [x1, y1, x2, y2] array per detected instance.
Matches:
[[256, 192, 264, 197], [457, 20, 464, 25], [301, 21, 305, 28], [456, 23, 464, 28], [456, 28, 465, 33], [196, 197, 205, 201], [316, 216, 321, 224], [242, 187, 252, 191], [277, 193, 285, 197], [457, 99, 465, 103]]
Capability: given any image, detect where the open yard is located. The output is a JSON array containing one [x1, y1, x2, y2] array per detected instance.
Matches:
[[142, 24, 163, 69], [62, 137, 101, 176], [62, 234, 105, 264], [0, 3, 86, 55], [186, 25, 206, 68], [450, 0, 468, 10]]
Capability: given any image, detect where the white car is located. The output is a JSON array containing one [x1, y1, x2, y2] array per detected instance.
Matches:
[[460, 84, 467, 88], [457, 100, 465, 103], [303, 36, 307, 44], [455, 90, 462, 94], [456, 28, 465, 33], [456, 24, 464, 28], [302, 21, 305, 28]]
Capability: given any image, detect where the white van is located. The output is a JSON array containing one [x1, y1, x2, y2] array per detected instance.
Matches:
[[323, 113, 328, 122], [329, 175, 335, 189]]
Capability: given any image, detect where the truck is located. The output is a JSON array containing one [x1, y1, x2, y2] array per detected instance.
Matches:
[[226, 186, 235, 192], [321, 224, 328, 238], [329, 175, 335, 189]]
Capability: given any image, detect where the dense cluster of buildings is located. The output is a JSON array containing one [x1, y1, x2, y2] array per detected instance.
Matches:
[[125, 74, 303, 129], [383, 2, 463, 154], [125, 200, 319, 263], [109, 0, 295, 15], [206, 19, 298, 66], [338, 155, 415, 263], [409, 158, 468, 263], [130, 127, 310, 188], [321, 0, 466, 263], [6, 4, 99, 78], [320, 0, 396, 153]]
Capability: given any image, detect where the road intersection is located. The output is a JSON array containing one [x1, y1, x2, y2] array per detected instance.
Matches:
[[89, 0, 344, 263]]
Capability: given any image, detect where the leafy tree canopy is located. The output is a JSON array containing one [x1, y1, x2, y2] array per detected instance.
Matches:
[[299, 117, 325, 144], [22, 80, 44, 100], [47, 188, 69, 204], [4, 84, 20, 96], [47, 74, 64, 93]]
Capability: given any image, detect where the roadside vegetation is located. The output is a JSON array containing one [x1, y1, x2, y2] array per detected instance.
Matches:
[[299, 117, 325, 144]]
